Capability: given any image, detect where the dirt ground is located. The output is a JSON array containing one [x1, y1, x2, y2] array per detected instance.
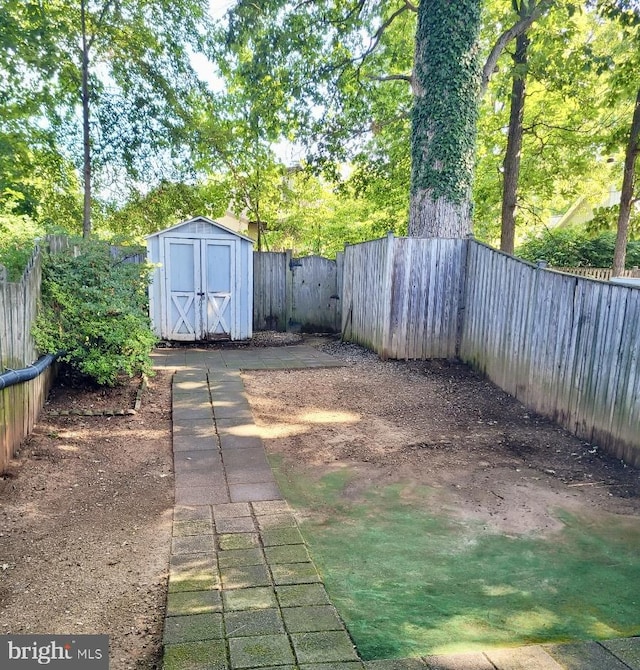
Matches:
[[1, 338, 639, 667], [244, 339, 640, 536], [0, 370, 173, 670]]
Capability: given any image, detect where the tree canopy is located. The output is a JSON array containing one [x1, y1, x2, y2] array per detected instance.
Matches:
[[1, 0, 639, 263]]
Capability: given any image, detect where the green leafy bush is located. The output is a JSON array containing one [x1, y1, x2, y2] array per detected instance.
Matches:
[[516, 227, 640, 268], [0, 213, 44, 281], [33, 239, 157, 386]]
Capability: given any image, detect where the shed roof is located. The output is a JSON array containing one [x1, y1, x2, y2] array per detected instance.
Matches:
[[145, 216, 254, 243]]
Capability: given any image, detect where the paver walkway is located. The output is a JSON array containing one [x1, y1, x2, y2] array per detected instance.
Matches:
[[153, 344, 640, 670]]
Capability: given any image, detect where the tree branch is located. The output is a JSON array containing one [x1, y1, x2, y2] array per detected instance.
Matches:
[[481, 0, 554, 96], [370, 73, 413, 83]]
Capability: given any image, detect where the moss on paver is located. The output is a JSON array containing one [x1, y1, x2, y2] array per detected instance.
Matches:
[[276, 583, 331, 607], [169, 555, 219, 593], [163, 613, 224, 644], [261, 527, 304, 546], [218, 548, 265, 568], [167, 591, 222, 617], [219, 533, 260, 550], [223, 587, 278, 611], [264, 544, 310, 564], [281, 606, 345, 633], [228, 634, 296, 668], [163, 641, 228, 670], [173, 521, 215, 537], [220, 563, 271, 589], [291, 631, 360, 664], [224, 608, 286, 637], [271, 562, 321, 585]]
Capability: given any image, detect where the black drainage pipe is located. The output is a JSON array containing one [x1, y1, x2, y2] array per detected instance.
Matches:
[[0, 353, 61, 391]]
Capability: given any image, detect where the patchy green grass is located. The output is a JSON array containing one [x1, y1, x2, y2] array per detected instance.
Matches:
[[270, 455, 640, 660]]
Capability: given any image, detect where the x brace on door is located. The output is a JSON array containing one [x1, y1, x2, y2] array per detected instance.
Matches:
[[171, 293, 196, 335], [208, 293, 230, 333]]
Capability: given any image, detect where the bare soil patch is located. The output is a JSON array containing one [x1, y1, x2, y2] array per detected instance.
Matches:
[[244, 339, 640, 537], [0, 371, 173, 670]]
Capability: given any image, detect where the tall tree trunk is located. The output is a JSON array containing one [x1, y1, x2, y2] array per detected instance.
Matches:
[[409, 0, 482, 238], [500, 19, 530, 254], [81, 0, 92, 238], [612, 87, 640, 276]]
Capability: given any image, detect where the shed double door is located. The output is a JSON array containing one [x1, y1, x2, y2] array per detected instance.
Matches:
[[164, 237, 236, 340]]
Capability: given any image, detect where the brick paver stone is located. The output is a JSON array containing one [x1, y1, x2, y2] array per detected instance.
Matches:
[[163, 613, 224, 644], [166, 591, 222, 617], [222, 587, 278, 611], [228, 634, 296, 669], [601, 638, 640, 669], [484, 646, 563, 670], [224, 608, 286, 637], [281, 606, 345, 633], [291, 631, 359, 664], [264, 544, 310, 564], [220, 563, 271, 589], [365, 660, 426, 670], [218, 548, 264, 568], [545, 642, 633, 670], [163, 641, 228, 670], [276, 584, 331, 607], [168, 555, 219, 593], [271, 562, 321, 585], [218, 533, 260, 550], [422, 653, 495, 670], [261, 527, 304, 546]]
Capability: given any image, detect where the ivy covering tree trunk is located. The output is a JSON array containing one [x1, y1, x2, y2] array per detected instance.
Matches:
[[409, 0, 482, 238]]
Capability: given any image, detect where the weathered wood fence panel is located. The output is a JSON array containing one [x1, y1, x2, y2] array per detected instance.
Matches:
[[341, 236, 390, 352], [460, 242, 640, 466], [341, 235, 466, 359], [253, 251, 341, 333], [0, 246, 56, 472], [253, 252, 288, 331]]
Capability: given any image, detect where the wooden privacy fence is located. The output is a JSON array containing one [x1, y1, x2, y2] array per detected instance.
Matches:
[[342, 234, 466, 359], [461, 243, 640, 467], [253, 251, 342, 333], [341, 235, 640, 467], [0, 244, 56, 472]]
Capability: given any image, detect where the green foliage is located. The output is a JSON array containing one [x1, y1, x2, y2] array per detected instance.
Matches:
[[0, 212, 45, 280], [516, 227, 640, 267], [33, 239, 157, 386], [98, 178, 231, 242], [587, 204, 640, 238]]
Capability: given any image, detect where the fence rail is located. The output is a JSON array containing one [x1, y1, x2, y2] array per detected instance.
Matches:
[[551, 266, 640, 281]]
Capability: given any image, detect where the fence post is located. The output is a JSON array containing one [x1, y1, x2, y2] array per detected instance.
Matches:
[[285, 249, 293, 330], [380, 232, 395, 359]]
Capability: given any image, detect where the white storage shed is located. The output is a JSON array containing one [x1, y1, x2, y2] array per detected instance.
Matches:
[[146, 216, 253, 341]]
